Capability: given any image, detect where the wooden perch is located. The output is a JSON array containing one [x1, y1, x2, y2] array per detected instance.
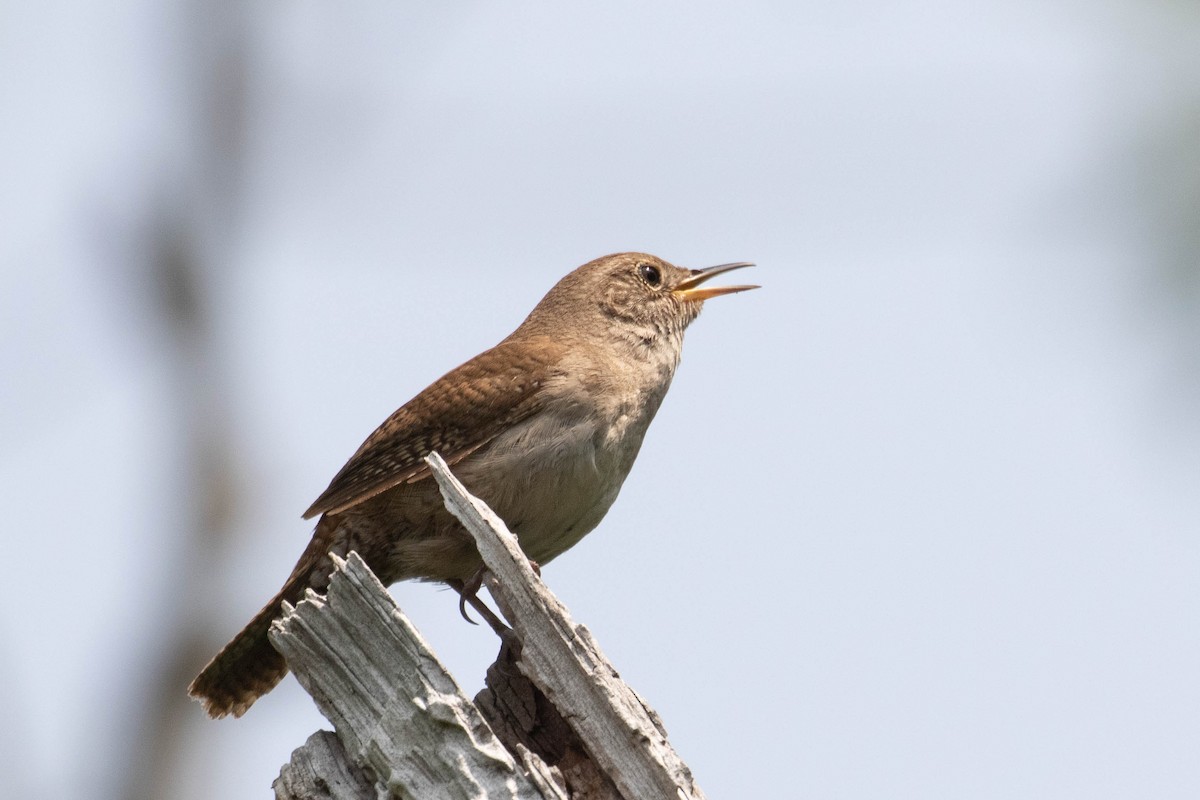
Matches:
[[268, 453, 704, 800]]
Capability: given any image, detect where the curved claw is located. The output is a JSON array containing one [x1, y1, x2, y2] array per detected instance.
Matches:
[[449, 567, 511, 636], [453, 566, 488, 627], [458, 591, 478, 625]]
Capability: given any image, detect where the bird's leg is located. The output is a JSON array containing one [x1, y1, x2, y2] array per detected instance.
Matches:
[[465, 592, 510, 637], [494, 626, 524, 675], [454, 567, 486, 623], [449, 569, 510, 635], [448, 556, 540, 634]]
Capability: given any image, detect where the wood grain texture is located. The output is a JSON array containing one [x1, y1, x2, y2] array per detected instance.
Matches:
[[426, 452, 706, 800], [273, 731, 376, 800], [268, 552, 566, 800]]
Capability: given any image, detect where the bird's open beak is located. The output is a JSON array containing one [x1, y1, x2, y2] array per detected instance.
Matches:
[[672, 262, 759, 302]]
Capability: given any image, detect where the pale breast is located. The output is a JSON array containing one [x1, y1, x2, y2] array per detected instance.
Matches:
[[452, 415, 616, 564], [454, 370, 669, 564]]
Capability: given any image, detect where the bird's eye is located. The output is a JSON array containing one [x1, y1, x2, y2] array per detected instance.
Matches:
[[638, 263, 662, 287]]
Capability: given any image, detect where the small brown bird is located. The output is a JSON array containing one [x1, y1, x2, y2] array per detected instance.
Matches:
[[189, 252, 756, 718]]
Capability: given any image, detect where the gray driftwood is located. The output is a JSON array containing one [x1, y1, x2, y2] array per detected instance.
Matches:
[[267, 452, 704, 800], [274, 731, 377, 800]]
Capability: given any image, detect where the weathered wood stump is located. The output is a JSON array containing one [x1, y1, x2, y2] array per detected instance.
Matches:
[[268, 453, 704, 800]]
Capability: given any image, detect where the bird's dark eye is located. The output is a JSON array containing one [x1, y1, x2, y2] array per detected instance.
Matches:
[[638, 263, 661, 287]]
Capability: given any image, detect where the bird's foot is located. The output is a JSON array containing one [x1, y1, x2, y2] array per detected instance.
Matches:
[[495, 626, 524, 673], [455, 567, 486, 624], [450, 568, 510, 635]]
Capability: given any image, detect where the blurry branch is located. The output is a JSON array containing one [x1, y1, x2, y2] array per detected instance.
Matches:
[[119, 216, 244, 800], [268, 455, 705, 800], [1136, 108, 1200, 382], [1123, 6, 1200, 398], [116, 4, 254, 800]]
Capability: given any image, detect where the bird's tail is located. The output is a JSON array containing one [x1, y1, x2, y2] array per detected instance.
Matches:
[[189, 523, 342, 718], [187, 590, 292, 718]]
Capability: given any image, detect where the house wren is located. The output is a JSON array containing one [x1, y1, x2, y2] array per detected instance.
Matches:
[[189, 252, 756, 718]]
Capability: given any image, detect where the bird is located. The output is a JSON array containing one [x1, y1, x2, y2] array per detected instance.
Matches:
[[188, 252, 756, 718]]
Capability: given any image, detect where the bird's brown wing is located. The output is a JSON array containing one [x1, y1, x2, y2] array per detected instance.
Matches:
[[302, 336, 566, 519]]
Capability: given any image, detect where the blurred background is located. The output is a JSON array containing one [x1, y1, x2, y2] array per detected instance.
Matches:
[[2, 2, 1198, 798]]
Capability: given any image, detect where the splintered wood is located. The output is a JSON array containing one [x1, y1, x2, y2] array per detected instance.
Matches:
[[267, 453, 703, 800]]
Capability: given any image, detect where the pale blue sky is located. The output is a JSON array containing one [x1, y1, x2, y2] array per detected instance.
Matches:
[[2, 3, 1198, 798]]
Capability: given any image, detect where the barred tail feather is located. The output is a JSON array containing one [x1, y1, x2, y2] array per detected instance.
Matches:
[[189, 519, 345, 718], [188, 590, 292, 718]]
